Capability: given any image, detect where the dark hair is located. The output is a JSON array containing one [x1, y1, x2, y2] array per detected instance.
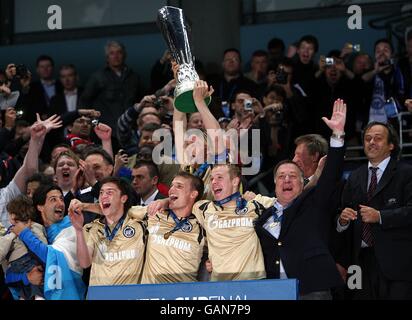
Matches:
[[52, 143, 71, 153], [141, 122, 162, 133], [264, 85, 287, 101], [99, 176, 133, 213], [273, 160, 304, 181], [133, 160, 160, 179], [7, 195, 35, 222], [15, 120, 30, 128], [59, 64, 77, 75], [252, 50, 268, 59], [374, 38, 394, 53], [223, 48, 241, 60], [327, 50, 342, 59], [137, 145, 154, 161], [294, 134, 328, 159], [267, 38, 285, 52], [363, 121, 400, 157], [174, 171, 204, 202], [298, 35, 319, 53], [83, 147, 114, 166], [407, 30, 412, 43], [32, 184, 63, 218], [36, 55, 55, 67], [138, 113, 162, 127], [230, 89, 254, 104], [278, 57, 294, 69], [27, 173, 54, 186]]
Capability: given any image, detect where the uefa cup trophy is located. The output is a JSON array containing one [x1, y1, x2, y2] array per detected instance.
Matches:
[[157, 6, 211, 113]]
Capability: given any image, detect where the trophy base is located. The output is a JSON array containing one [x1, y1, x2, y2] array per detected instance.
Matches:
[[174, 90, 212, 113]]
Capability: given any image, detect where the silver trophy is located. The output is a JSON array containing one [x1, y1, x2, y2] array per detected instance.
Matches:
[[157, 6, 211, 113]]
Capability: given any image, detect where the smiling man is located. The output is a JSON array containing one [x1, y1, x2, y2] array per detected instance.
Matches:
[[254, 99, 347, 300], [191, 164, 275, 281], [129, 172, 205, 284], [72, 172, 206, 284], [337, 121, 412, 299], [69, 177, 146, 286], [8, 184, 86, 300]]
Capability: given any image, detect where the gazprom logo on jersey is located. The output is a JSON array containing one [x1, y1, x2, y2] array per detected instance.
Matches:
[[88, 279, 298, 300], [207, 215, 254, 230]]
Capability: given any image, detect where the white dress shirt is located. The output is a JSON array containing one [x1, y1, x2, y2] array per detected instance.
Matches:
[[263, 201, 288, 279], [140, 189, 159, 206], [64, 88, 78, 112]]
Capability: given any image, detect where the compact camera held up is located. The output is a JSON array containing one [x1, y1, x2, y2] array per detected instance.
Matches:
[[243, 99, 253, 111]]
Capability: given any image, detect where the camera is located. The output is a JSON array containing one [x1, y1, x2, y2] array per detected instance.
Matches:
[[243, 99, 253, 111], [275, 68, 288, 85], [16, 110, 24, 119], [274, 109, 284, 124], [325, 57, 335, 66], [379, 58, 395, 67], [15, 64, 29, 79], [91, 119, 99, 127], [348, 43, 361, 52], [154, 98, 164, 109]]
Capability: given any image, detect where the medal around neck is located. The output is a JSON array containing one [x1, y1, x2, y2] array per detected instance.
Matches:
[[157, 6, 211, 113]]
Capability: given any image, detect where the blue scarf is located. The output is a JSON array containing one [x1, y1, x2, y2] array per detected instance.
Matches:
[[46, 215, 72, 243]]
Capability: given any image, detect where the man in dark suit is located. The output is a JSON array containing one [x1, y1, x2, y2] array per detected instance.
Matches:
[[20, 55, 63, 123], [337, 121, 412, 299], [49, 64, 82, 116], [253, 99, 347, 299], [131, 160, 165, 206]]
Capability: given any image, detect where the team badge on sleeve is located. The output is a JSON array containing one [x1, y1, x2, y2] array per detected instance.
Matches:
[[123, 226, 136, 238]]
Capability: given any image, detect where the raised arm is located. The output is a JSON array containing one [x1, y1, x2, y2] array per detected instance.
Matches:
[[94, 122, 113, 160], [11, 221, 48, 263], [313, 99, 347, 206], [193, 80, 225, 156], [68, 203, 93, 269], [13, 115, 62, 193]]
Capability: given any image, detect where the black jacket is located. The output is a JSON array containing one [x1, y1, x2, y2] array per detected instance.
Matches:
[[79, 66, 143, 131], [19, 80, 63, 123], [340, 158, 412, 281], [255, 146, 345, 295]]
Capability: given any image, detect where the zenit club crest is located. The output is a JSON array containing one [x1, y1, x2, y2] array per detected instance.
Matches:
[[123, 226, 136, 238], [236, 207, 248, 216], [181, 221, 193, 233]]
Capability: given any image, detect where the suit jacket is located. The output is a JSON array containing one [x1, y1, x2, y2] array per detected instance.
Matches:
[[20, 80, 63, 123], [255, 146, 345, 295], [340, 158, 412, 281], [49, 87, 83, 116], [136, 190, 166, 206]]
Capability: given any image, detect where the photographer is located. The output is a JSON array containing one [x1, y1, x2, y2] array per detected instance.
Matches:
[[116, 94, 165, 156], [150, 50, 174, 93], [267, 58, 309, 147], [363, 39, 406, 124], [313, 51, 358, 142], [0, 108, 17, 157], [15, 55, 63, 124], [256, 85, 291, 192]]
